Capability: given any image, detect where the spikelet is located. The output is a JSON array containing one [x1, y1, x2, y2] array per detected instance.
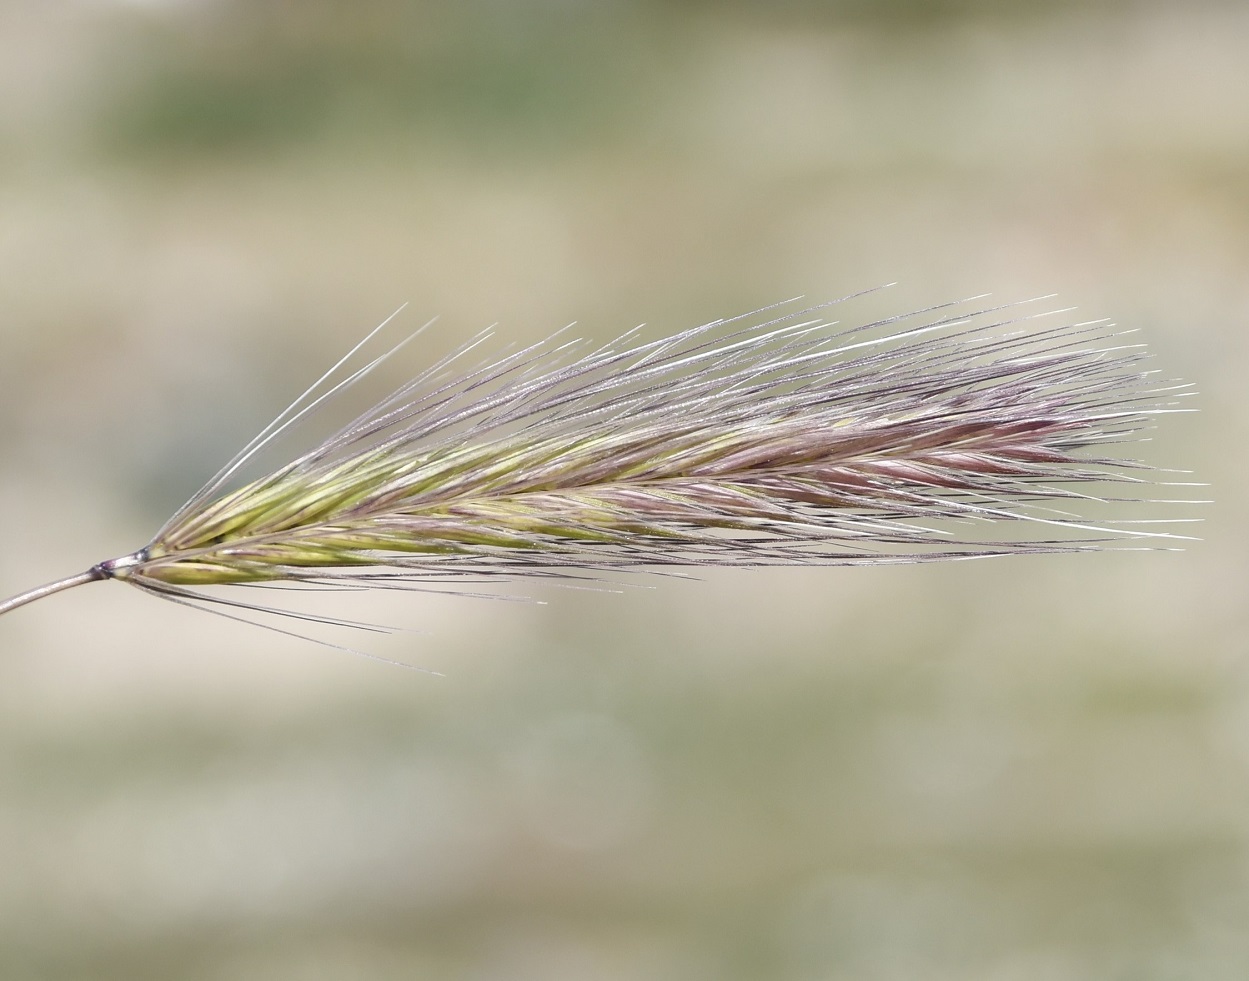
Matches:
[[0, 294, 1197, 635]]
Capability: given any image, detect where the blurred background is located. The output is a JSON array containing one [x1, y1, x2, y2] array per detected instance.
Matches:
[[0, 0, 1245, 978]]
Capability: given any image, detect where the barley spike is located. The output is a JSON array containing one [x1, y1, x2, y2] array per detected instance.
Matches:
[[0, 293, 1198, 634]]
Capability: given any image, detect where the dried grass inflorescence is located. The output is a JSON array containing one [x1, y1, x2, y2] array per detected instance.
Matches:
[[0, 294, 1197, 637]]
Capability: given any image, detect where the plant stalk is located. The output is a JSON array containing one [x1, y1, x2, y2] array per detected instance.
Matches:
[[0, 569, 106, 617]]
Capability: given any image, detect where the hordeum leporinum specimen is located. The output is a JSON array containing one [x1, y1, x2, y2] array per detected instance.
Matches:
[[0, 294, 1200, 653]]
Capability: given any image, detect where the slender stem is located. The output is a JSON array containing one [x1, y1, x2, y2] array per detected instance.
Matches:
[[0, 568, 106, 617]]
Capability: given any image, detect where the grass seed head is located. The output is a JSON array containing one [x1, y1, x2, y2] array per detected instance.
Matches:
[[0, 294, 1199, 634]]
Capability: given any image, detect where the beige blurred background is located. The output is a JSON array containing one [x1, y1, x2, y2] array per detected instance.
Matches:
[[0, 1, 1244, 978]]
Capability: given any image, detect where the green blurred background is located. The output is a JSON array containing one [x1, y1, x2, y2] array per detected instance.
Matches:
[[0, 1, 1244, 978]]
